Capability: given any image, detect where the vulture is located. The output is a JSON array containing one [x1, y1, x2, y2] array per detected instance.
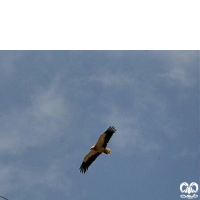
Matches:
[[79, 126, 117, 173]]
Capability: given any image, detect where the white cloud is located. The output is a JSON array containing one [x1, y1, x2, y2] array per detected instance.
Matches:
[[174, 148, 198, 159], [0, 72, 73, 195], [89, 71, 135, 86], [32, 86, 65, 120], [0, 165, 12, 194], [104, 106, 160, 155], [157, 51, 198, 86], [0, 74, 69, 154], [0, 159, 71, 195], [0, 51, 23, 75]]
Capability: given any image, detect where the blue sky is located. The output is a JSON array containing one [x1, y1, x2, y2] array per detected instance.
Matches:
[[0, 51, 199, 200]]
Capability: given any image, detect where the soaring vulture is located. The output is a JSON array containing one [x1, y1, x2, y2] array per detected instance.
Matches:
[[79, 126, 117, 173]]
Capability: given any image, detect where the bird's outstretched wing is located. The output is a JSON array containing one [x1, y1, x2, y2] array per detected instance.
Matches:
[[79, 150, 101, 173], [95, 126, 117, 149]]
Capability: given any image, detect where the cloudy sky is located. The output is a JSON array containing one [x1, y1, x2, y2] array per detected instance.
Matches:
[[0, 51, 199, 200]]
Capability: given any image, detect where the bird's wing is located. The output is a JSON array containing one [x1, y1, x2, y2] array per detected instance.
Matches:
[[79, 150, 101, 173], [95, 126, 117, 149]]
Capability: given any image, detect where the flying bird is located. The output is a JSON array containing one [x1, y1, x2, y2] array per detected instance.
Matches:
[[79, 126, 117, 173]]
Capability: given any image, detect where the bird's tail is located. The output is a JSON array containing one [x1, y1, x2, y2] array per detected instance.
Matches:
[[104, 148, 111, 154]]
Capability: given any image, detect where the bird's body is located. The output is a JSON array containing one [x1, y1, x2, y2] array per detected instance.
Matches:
[[79, 126, 116, 173], [90, 144, 111, 154]]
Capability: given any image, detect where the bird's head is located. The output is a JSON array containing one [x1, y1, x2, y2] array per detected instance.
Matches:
[[90, 145, 96, 150]]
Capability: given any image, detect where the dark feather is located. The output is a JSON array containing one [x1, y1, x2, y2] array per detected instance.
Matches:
[[102, 126, 117, 148], [79, 152, 101, 173]]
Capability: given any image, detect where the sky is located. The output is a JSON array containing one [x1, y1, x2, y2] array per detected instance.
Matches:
[[0, 51, 199, 200]]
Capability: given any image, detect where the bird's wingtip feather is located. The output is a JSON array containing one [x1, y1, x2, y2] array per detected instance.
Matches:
[[107, 126, 117, 133]]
